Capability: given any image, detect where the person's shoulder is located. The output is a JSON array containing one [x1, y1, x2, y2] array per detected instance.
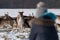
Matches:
[[47, 12, 55, 16], [43, 12, 56, 20], [47, 12, 56, 18], [43, 12, 55, 16]]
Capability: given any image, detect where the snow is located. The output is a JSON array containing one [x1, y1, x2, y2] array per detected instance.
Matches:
[[0, 28, 30, 40], [0, 28, 60, 40]]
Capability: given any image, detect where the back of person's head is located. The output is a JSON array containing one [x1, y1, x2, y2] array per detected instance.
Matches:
[[34, 2, 47, 18], [37, 2, 46, 8]]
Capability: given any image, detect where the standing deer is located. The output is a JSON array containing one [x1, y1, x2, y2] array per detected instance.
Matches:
[[17, 12, 24, 32]]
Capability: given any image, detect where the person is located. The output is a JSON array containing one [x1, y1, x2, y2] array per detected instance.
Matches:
[[29, 2, 58, 40]]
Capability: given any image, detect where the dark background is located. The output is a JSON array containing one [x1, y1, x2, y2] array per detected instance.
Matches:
[[0, 0, 60, 8]]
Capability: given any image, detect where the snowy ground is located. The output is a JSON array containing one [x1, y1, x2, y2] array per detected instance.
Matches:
[[0, 28, 30, 40], [0, 28, 60, 40]]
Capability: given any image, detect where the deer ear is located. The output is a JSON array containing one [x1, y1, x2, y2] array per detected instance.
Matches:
[[19, 12, 23, 15]]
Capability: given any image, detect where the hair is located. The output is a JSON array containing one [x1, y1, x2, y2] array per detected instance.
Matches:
[[37, 2, 46, 8]]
